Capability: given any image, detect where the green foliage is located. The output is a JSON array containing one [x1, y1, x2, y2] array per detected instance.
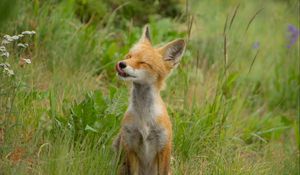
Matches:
[[0, 0, 17, 27], [74, 0, 183, 26], [0, 0, 299, 174]]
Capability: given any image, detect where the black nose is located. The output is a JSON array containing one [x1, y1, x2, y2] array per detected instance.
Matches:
[[119, 61, 126, 69]]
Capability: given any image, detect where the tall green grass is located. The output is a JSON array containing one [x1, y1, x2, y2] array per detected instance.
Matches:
[[0, 0, 299, 174]]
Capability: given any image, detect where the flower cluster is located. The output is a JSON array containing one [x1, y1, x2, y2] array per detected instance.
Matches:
[[0, 63, 14, 76], [0, 31, 35, 76], [252, 41, 260, 49], [287, 24, 299, 48]]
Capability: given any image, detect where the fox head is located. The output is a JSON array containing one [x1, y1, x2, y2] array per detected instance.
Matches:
[[116, 25, 186, 90]]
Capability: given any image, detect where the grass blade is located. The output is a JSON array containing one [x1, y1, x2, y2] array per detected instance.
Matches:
[[223, 14, 229, 35], [229, 4, 240, 30], [245, 8, 264, 33], [248, 50, 260, 74]]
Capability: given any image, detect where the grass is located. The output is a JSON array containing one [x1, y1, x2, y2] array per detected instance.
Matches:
[[0, 0, 299, 174]]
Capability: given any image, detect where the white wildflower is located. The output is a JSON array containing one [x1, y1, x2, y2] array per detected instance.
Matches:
[[4, 36, 13, 42], [11, 35, 19, 40], [1, 52, 9, 58], [17, 43, 27, 48], [21, 31, 31, 35], [0, 46, 6, 52], [22, 31, 36, 35], [1, 39, 10, 45], [24, 58, 31, 64], [3, 35, 11, 40], [2, 65, 14, 76], [7, 69, 14, 76], [18, 34, 24, 38]]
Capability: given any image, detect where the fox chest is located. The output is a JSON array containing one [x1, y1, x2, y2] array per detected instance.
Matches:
[[122, 123, 168, 159]]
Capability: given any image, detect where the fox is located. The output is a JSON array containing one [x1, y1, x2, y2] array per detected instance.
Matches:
[[113, 25, 186, 175]]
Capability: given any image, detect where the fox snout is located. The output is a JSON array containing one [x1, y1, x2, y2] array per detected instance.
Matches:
[[116, 61, 128, 77]]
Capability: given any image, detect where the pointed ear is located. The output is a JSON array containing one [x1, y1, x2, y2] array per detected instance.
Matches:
[[158, 39, 186, 67], [139, 25, 151, 43]]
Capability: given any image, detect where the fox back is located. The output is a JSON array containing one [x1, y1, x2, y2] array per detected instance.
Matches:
[[114, 25, 185, 175]]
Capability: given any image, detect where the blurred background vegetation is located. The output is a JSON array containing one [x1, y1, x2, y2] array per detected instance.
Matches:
[[0, 0, 299, 174]]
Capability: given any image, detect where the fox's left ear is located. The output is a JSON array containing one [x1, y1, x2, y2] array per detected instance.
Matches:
[[158, 39, 186, 67], [139, 25, 151, 43]]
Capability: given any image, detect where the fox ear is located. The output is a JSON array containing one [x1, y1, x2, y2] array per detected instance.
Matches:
[[158, 39, 186, 67], [139, 25, 151, 43]]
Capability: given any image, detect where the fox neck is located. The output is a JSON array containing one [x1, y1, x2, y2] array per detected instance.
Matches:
[[129, 82, 163, 121]]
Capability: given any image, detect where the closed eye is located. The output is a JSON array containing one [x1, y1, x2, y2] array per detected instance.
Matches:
[[139, 61, 153, 69]]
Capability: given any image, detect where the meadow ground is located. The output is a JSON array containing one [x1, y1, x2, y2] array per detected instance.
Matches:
[[0, 0, 299, 174]]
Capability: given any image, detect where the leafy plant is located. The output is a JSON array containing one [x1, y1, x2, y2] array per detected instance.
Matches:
[[54, 87, 127, 140]]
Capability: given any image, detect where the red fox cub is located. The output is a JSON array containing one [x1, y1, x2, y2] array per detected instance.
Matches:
[[114, 25, 185, 175]]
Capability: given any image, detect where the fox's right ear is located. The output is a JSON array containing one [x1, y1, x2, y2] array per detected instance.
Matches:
[[139, 25, 151, 43]]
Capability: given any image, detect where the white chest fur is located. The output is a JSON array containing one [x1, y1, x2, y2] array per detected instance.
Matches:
[[122, 83, 167, 165], [129, 83, 162, 120]]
